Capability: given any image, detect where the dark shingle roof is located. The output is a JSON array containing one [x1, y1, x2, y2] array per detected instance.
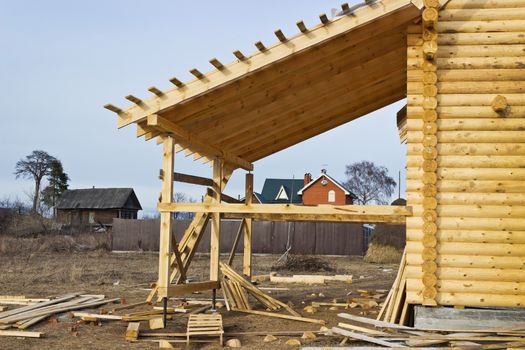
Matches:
[[56, 188, 142, 210], [260, 179, 304, 204]]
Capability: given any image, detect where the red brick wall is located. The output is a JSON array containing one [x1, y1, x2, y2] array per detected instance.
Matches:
[[301, 177, 352, 205]]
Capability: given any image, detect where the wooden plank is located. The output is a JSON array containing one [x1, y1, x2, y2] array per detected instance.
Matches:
[[126, 322, 141, 341], [227, 219, 245, 266], [173, 172, 213, 187], [414, 306, 525, 331], [243, 173, 253, 279], [167, 281, 220, 297], [157, 136, 174, 299], [338, 313, 412, 330], [234, 309, 325, 325], [0, 330, 44, 338], [332, 327, 407, 347]]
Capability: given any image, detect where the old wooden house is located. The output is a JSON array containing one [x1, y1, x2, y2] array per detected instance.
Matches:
[[105, 0, 525, 325], [56, 188, 142, 227]]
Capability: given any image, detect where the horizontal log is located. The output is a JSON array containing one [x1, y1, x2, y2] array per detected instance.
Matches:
[[408, 93, 525, 106], [406, 240, 525, 256], [406, 291, 525, 308], [408, 45, 525, 59], [408, 57, 525, 70], [407, 130, 525, 143], [408, 279, 525, 295], [407, 105, 525, 118], [440, 8, 525, 21], [408, 82, 525, 95], [443, 0, 525, 9], [438, 20, 525, 33], [407, 192, 525, 205], [410, 204, 525, 218], [407, 156, 525, 168], [406, 266, 525, 282], [164, 281, 220, 297], [411, 32, 525, 46], [406, 253, 525, 269], [407, 118, 525, 131], [407, 167, 525, 181], [408, 144, 525, 156], [407, 229, 525, 244], [407, 216, 525, 231]]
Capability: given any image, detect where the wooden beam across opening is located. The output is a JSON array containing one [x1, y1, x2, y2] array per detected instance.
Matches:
[[158, 203, 412, 224], [174, 172, 214, 187], [166, 281, 220, 297], [146, 114, 253, 171]]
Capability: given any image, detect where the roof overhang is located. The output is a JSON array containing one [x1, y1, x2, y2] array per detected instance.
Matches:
[[106, 0, 428, 169]]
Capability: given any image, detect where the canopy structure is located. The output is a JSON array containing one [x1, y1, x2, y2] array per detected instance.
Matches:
[[106, 0, 427, 170]]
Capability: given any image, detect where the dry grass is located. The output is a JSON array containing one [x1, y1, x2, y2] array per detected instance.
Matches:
[[364, 243, 403, 264], [0, 232, 110, 256]]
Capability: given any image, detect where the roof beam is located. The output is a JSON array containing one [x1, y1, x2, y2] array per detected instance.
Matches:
[[146, 114, 253, 171], [109, 0, 420, 128]]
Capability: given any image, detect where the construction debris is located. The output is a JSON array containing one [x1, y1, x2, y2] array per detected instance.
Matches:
[[326, 312, 525, 349], [285, 338, 302, 346], [219, 262, 325, 324], [0, 292, 118, 331]]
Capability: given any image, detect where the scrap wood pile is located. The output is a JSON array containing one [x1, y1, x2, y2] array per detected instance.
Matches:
[[377, 249, 408, 324], [0, 292, 118, 338], [326, 312, 525, 349], [219, 262, 325, 325]]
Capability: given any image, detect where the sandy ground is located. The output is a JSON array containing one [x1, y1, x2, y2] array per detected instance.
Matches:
[[0, 251, 399, 350]]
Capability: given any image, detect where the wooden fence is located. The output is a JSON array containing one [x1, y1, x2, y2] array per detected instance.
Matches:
[[112, 219, 366, 256]]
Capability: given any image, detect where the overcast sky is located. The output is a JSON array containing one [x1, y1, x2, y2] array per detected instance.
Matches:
[[0, 1, 406, 216]]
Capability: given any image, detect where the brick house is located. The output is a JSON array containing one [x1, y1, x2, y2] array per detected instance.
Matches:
[[257, 170, 355, 205], [298, 170, 355, 205], [56, 188, 142, 227]]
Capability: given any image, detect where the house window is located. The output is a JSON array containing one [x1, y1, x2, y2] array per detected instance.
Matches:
[[120, 210, 136, 219], [275, 185, 289, 201], [88, 211, 95, 224], [328, 190, 336, 203]]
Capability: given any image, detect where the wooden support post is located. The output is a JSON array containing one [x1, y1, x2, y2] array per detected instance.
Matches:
[[210, 158, 223, 281], [243, 173, 253, 279], [158, 136, 175, 299]]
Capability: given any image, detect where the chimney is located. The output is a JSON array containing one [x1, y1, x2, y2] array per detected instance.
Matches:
[[304, 173, 312, 186]]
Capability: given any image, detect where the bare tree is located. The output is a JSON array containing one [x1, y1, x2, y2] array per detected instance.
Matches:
[[343, 161, 396, 205], [172, 192, 196, 220], [14, 150, 57, 213]]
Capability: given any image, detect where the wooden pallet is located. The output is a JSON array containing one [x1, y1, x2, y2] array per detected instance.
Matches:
[[186, 314, 223, 346]]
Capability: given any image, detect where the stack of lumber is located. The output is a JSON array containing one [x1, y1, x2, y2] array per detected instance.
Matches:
[[219, 262, 325, 325], [0, 292, 118, 332], [329, 312, 525, 349]]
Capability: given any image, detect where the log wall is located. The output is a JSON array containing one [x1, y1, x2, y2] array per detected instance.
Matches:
[[405, 0, 525, 308]]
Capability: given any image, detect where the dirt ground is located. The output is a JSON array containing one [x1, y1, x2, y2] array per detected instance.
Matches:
[[0, 251, 399, 350]]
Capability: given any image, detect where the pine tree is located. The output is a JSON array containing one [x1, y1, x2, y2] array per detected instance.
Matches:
[[41, 159, 70, 217]]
